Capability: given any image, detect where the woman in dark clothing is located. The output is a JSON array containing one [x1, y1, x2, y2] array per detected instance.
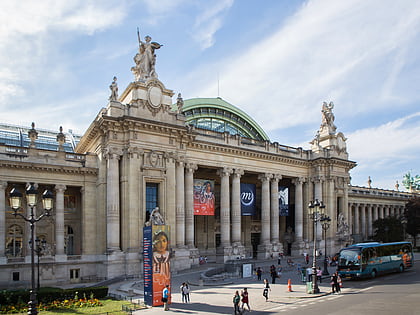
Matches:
[[263, 279, 271, 301]]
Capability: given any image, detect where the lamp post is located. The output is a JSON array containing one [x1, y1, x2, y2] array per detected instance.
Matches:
[[35, 238, 46, 291], [321, 216, 331, 276], [9, 184, 53, 315], [308, 199, 325, 294]]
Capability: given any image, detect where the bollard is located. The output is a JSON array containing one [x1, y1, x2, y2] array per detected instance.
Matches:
[[287, 278, 293, 292]]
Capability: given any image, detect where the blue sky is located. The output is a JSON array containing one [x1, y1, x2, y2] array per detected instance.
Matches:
[[1, 0, 419, 191]]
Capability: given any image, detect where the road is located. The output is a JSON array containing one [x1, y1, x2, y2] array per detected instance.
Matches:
[[133, 261, 420, 315], [275, 263, 420, 315]]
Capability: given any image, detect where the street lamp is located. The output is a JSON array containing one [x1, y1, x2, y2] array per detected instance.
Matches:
[[308, 199, 325, 294], [35, 238, 47, 291], [320, 216, 331, 276], [9, 184, 54, 315]]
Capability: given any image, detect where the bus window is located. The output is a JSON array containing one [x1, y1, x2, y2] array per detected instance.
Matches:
[[339, 249, 361, 266]]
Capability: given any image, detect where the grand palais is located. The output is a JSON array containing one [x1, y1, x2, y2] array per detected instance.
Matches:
[[0, 37, 416, 288]]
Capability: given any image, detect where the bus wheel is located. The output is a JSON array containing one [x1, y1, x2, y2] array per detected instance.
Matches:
[[371, 270, 377, 278], [399, 264, 404, 273]]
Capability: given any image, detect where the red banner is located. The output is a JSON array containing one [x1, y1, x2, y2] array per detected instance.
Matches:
[[194, 179, 215, 215]]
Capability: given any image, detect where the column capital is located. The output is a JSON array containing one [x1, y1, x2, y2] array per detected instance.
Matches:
[[233, 168, 244, 177], [103, 146, 123, 159], [258, 173, 272, 182], [185, 162, 198, 173], [0, 181, 7, 190], [291, 177, 306, 185], [217, 167, 232, 177], [311, 176, 324, 183], [272, 174, 282, 182], [55, 184, 67, 193]]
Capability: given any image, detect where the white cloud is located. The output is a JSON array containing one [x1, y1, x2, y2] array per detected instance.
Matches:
[[188, 0, 420, 131], [191, 0, 234, 50], [348, 112, 420, 189]]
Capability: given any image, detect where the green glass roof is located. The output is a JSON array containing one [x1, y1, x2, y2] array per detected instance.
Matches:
[[177, 97, 269, 141]]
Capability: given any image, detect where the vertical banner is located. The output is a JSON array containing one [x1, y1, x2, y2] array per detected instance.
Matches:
[[241, 183, 256, 215], [279, 186, 289, 216], [143, 225, 171, 307], [143, 226, 153, 306], [194, 179, 215, 215]]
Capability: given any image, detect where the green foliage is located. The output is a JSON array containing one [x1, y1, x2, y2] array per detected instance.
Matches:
[[372, 216, 404, 242], [0, 286, 108, 309], [402, 172, 420, 191], [405, 196, 420, 247]]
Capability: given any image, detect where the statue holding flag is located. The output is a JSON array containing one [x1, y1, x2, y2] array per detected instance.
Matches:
[[132, 28, 163, 81]]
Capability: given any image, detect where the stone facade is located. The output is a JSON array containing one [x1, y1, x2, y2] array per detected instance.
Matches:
[[0, 48, 417, 289]]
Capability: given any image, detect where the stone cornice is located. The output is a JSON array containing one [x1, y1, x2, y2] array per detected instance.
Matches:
[[0, 161, 97, 176], [188, 141, 309, 167]]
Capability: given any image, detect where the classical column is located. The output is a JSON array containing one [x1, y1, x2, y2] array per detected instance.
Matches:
[[259, 173, 272, 245], [379, 205, 384, 219], [0, 181, 7, 258], [367, 204, 373, 237], [270, 175, 281, 245], [314, 176, 323, 200], [185, 163, 197, 248], [55, 184, 66, 256], [218, 168, 232, 246], [292, 177, 304, 242], [360, 204, 366, 239], [354, 204, 360, 234], [231, 169, 244, 245], [176, 160, 185, 248], [106, 152, 121, 251], [384, 206, 389, 218]]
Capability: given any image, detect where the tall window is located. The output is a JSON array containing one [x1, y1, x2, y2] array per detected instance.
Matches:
[[146, 183, 159, 223], [65, 225, 74, 255], [6, 225, 23, 257]]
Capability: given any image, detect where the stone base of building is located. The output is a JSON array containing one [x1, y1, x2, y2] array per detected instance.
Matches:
[[257, 243, 273, 260], [171, 247, 191, 272]]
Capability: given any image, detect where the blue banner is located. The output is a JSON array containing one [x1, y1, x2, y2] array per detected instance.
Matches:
[[143, 226, 153, 306], [241, 183, 256, 215], [279, 186, 289, 216]]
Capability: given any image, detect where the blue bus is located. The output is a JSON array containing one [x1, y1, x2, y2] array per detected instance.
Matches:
[[337, 242, 413, 279]]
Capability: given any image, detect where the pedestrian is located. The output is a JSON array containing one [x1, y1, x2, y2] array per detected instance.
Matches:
[[263, 278, 271, 301], [270, 267, 277, 284], [305, 253, 309, 265], [317, 267, 323, 283], [162, 284, 170, 311], [330, 272, 340, 294], [233, 290, 241, 314], [277, 265, 282, 279], [180, 282, 190, 303], [306, 267, 312, 282], [241, 287, 251, 312], [256, 267, 262, 281], [277, 253, 282, 265]]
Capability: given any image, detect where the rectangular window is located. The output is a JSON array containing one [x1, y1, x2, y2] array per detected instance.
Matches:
[[12, 272, 19, 281], [70, 269, 80, 279], [146, 183, 159, 223]]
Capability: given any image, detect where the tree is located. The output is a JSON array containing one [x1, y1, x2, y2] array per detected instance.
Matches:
[[372, 216, 404, 243], [405, 196, 420, 248]]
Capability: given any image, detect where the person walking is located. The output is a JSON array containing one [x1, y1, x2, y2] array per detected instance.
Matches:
[[262, 279, 271, 301], [330, 272, 340, 294], [162, 284, 170, 311], [233, 290, 241, 314], [270, 265, 277, 284], [241, 288, 251, 312], [180, 282, 190, 303], [317, 267, 323, 283], [256, 267, 262, 281]]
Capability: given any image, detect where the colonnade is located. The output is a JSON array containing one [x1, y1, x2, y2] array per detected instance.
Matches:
[[348, 202, 405, 239], [0, 181, 69, 259]]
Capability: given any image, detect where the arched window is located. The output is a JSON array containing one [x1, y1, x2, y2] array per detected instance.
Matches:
[[6, 225, 23, 257]]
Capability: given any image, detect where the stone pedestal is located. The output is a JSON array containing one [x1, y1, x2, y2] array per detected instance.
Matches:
[[216, 246, 233, 263], [171, 247, 191, 271], [105, 250, 125, 279], [257, 243, 273, 260]]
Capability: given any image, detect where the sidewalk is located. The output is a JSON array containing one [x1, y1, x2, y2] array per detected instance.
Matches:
[[108, 255, 338, 314]]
